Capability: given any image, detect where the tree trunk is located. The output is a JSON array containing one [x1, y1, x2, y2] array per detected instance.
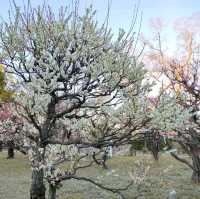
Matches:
[[0, 140, 3, 152], [48, 184, 56, 199], [151, 150, 159, 161], [30, 169, 46, 199], [7, 141, 14, 159], [191, 151, 200, 183], [129, 145, 137, 156], [7, 147, 14, 158]]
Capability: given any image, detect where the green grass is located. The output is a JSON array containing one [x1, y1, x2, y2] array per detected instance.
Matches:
[[1, 151, 200, 199], [0, 152, 30, 199]]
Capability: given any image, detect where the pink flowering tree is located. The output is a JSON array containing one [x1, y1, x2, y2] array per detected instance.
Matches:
[[0, 102, 26, 158]]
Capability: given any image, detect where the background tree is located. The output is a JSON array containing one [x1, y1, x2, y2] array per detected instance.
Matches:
[[0, 64, 13, 102], [144, 15, 200, 183], [0, 102, 27, 158]]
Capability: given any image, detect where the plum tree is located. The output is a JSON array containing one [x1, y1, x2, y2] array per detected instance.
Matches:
[[0, 2, 150, 199]]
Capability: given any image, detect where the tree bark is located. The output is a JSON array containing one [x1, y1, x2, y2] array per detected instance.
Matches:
[[151, 150, 159, 161], [191, 150, 200, 183], [48, 184, 56, 199], [7, 140, 14, 159], [0, 140, 3, 152], [30, 169, 46, 199]]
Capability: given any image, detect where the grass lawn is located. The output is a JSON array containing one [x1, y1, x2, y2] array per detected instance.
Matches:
[[0, 151, 200, 199]]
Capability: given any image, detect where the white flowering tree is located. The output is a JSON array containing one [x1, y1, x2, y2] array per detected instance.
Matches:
[[0, 2, 150, 199], [42, 98, 151, 199], [127, 92, 192, 161], [42, 88, 192, 199]]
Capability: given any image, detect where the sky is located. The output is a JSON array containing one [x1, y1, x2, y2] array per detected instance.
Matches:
[[1, 0, 200, 36], [0, 0, 200, 34], [1, 0, 200, 53], [1, 0, 199, 96]]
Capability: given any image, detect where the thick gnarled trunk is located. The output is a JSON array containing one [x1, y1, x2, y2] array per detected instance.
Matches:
[[171, 148, 200, 184], [191, 151, 200, 183], [30, 169, 46, 199]]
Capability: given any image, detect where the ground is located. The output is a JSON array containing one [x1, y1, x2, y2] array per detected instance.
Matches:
[[0, 151, 200, 199]]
